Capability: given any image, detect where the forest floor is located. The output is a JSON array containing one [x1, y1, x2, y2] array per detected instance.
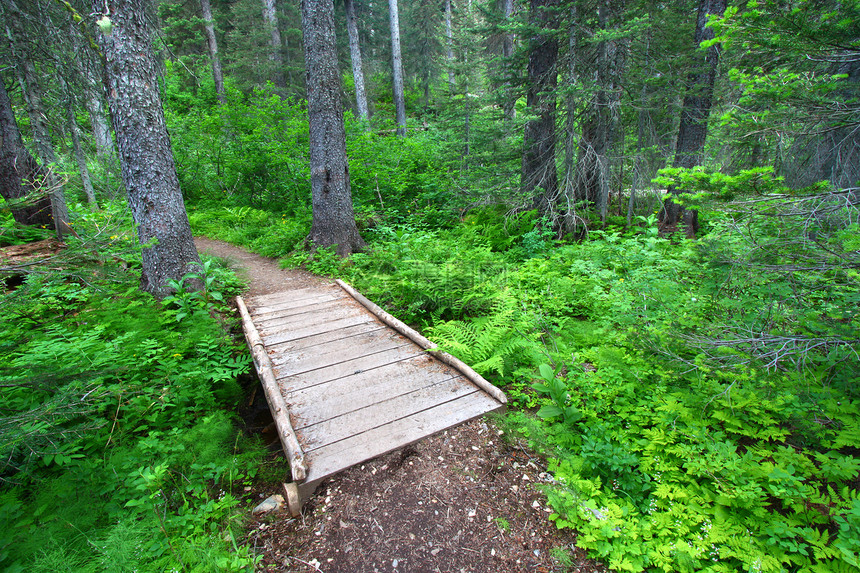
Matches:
[[195, 237, 605, 573]]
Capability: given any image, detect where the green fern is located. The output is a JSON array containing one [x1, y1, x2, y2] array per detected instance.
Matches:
[[428, 291, 543, 378]]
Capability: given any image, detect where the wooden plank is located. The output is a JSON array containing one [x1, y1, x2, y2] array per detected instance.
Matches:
[[285, 354, 461, 424], [266, 322, 385, 354], [260, 314, 378, 346], [269, 328, 410, 377], [303, 392, 504, 482], [276, 344, 424, 392], [256, 302, 366, 334], [253, 298, 350, 326], [249, 286, 339, 306], [296, 377, 476, 449], [251, 292, 348, 316]]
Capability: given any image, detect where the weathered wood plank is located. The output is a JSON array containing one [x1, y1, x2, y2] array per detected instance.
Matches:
[[269, 328, 409, 377], [251, 292, 348, 317], [256, 302, 367, 333], [303, 393, 503, 482], [260, 314, 378, 346], [253, 298, 351, 326], [266, 322, 385, 354], [249, 286, 340, 306], [285, 355, 460, 424], [276, 344, 424, 392], [296, 377, 476, 449]]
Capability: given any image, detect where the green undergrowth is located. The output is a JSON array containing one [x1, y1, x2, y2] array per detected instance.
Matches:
[[199, 168, 858, 571], [0, 201, 268, 572]]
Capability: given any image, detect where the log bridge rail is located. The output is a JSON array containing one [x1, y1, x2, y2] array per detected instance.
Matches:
[[237, 279, 507, 515]]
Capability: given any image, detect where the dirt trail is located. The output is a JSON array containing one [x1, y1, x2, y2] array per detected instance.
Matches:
[[195, 237, 604, 573]]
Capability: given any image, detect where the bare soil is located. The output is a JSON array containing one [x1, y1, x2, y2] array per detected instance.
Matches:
[[195, 237, 605, 573]]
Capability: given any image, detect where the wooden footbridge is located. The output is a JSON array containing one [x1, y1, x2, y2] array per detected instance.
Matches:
[[237, 280, 506, 515]]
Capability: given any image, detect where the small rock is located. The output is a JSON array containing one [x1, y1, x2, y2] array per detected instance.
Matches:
[[252, 494, 284, 515]]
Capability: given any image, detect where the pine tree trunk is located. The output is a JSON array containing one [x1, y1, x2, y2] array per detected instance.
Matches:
[[344, 0, 369, 121], [501, 0, 516, 125], [200, 0, 226, 103], [388, 0, 407, 136], [562, 3, 578, 206], [6, 7, 70, 237], [94, 0, 201, 297], [573, 0, 626, 222], [445, 0, 456, 92], [521, 0, 559, 216], [261, 0, 288, 89], [0, 78, 53, 227], [301, 0, 365, 256], [663, 0, 726, 236], [66, 97, 98, 206], [70, 25, 117, 163]]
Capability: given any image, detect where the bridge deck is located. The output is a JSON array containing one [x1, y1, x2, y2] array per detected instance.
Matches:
[[237, 281, 506, 510]]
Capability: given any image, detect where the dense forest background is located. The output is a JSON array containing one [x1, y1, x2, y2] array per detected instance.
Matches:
[[1, 0, 858, 571]]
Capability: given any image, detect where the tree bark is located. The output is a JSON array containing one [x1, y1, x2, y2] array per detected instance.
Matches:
[[69, 25, 117, 163], [200, 0, 226, 103], [445, 0, 456, 92], [574, 0, 626, 222], [663, 0, 726, 236], [521, 0, 559, 216], [344, 0, 369, 121], [501, 0, 516, 125], [261, 0, 288, 89], [5, 7, 70, 237], [562, 3, 578, 207], [66, 95, 98, 206], [301, 0, 365, 256], [388, 0, 407, 136], [94, 0, 201, 297], [0, 77, 53, 227]]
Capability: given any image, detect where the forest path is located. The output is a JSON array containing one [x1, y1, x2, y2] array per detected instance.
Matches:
[[194, 237, 603, 573]]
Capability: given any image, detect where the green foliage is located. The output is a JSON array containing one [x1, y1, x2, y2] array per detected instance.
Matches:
[[0, 202, 261, 571], [0, 211, 53, 246], [163, 258, 246, 321], [312, 167, 858, 571]]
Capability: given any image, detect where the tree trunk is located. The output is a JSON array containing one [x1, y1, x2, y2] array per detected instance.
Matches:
[[388, 0, 407, 136], [0, 77, 53, 227], [70, 25, 117, 163], [261, 0, 288, 89], [501, 0, 516, 126], [663, 0, 726, 236], [6, 8, 70, 237], [200, 0, 226, 103], [562, 3, 578, 206], [445, 0, 456, 92], [344, 0, 369, 121], [521, 0, 559, 216], [66, 96, 98, 206], [301, 0, 365, 256], [573, 0, 626, 222], [94, 0, 201, 297]]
